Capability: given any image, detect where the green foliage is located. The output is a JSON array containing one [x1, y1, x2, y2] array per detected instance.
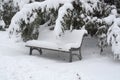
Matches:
[[48, 8, 59, 26], [21, 16, 39, 41], [2, 0, 19, 28], [20, 10, 43, 41], [85, 20, 98, 36], [6, 0, 116, 48], [1, 0, 37, 28], [82, 1, 115, 51], [20, 6, 59, 41], [58, 0, 113, 39], [61, 9, 73, 31], [84, 1, 114, 37], [93, 2, 112, 18], [61, 1, 85, 32]]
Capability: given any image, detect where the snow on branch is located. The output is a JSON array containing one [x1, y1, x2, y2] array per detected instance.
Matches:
[[8, 0, 73, 39], [107, 18, 120, 56], [54, 3, 73, 37]]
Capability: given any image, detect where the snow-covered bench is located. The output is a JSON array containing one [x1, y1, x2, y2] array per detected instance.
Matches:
[[26, 29, 87, 62]]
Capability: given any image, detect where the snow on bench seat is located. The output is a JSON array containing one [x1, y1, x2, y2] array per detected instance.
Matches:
[[26, 40, 80, 52]]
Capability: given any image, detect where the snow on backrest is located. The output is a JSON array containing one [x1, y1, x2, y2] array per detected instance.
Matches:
[[61, 29, 87, 44], [38, 28, 87, 48]]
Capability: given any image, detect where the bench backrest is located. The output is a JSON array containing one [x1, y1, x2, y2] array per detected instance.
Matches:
[[60, 29, 87, 45], [38, 29, 87, 49]]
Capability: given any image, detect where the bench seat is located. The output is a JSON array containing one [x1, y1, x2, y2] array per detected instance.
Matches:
[[26, 40, 80, 52]]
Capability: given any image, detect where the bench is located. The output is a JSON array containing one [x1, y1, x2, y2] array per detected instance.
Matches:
[[26, 29, 87, 62]]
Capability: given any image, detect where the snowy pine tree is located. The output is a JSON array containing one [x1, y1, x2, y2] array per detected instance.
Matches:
[[0, 0, 40, 28], [7, 0, 120, 55]]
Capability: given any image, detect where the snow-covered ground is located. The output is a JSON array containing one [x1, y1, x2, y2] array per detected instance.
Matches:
[[0, 31, 120, 80]]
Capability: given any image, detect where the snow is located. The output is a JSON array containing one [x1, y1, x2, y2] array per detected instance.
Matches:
[[107, 21, 120, 56], [2, 0, 35, 10], [111, 9, 117, 16], [8, 0, 74, 39], [54, 3, 73, 37], [54, 3, 73, 36], [13, 0, 35, 10], [107, 17, 120, 59], [0, 30, 120, 80], [9, 0, 105, 39], [114, 18, 120, 26], [102, 4, 120, 59], [9, 0, 117, 39], [3, 1, 120, 79], [103, 15, 115, 25], [103, 9, 117, 26], [44, 0, 73, 10], [26, 29, 87, 51], [80, 0, 99, 14], [0, 19, 5, 29]]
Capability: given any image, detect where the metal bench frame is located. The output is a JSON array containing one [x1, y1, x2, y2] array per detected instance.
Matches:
[[26, 38, 84, 62]]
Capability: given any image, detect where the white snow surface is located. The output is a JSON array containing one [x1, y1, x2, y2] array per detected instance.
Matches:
[[103, 15, 116, 25], [0, 30, 120, 80], [26, 29, 87, 51], [0, 20, 5, 28]]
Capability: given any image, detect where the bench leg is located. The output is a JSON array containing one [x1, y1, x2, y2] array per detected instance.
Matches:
[[69, 51, 72, 62], [78, 48, 82, 60], [100, 47, 103, 55], [39, 48, 42, 55], [30, 47, 33, 55]]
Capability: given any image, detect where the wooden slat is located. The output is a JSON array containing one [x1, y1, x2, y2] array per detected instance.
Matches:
[[26, 45, 70, 53]]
